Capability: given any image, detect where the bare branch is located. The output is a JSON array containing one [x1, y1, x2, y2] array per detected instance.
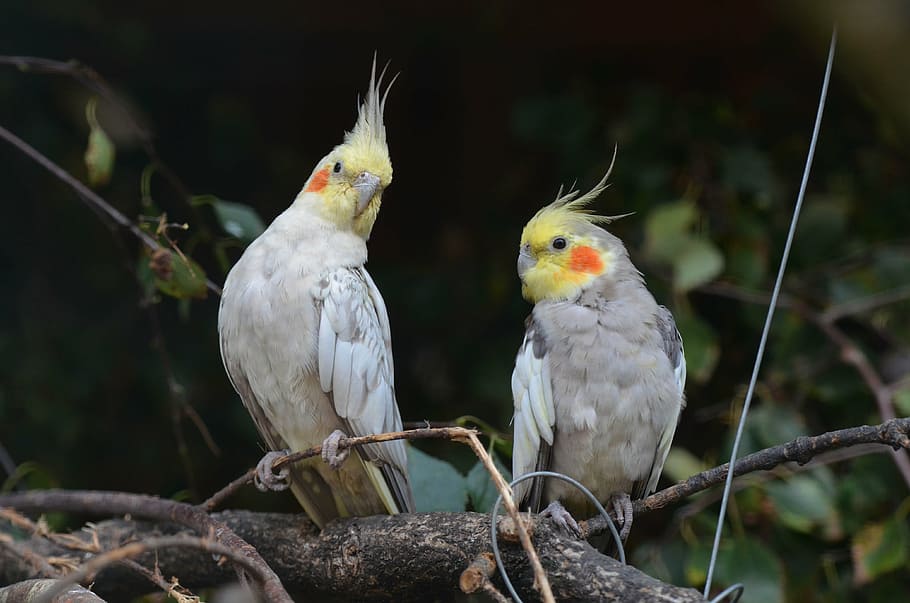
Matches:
[[0, 123, 222, 296], [583, 417, 910, 536], [205, 426, 485, 510]]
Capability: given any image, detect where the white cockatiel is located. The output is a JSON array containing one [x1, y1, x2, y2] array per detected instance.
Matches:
[[218, 62, 414, 528], [511, 163, 685, 542]]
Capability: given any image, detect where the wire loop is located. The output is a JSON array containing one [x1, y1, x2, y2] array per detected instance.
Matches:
[[489, 470, 625, 602]]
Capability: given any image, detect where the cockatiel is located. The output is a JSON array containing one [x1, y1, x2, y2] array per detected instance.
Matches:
[[218, 61, 414, 528], [511, 158, 685, 542]]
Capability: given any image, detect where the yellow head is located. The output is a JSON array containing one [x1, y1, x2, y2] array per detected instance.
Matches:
[[518, 157, 630, 304], [297, 59, 395, 239]]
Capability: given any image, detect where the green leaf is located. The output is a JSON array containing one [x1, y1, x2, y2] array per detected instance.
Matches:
[[894, 387, 910, 416], [408, 446, 468, 512], [689, 538, 784, 603], [852, 517, 910, 584], [643, 200, 697, 263], [672, 237, 725, 292], [139, 250, 208, 300], [674, 311, 719, 383], [83, 98, 116, 188], [215, 200, 266, 243], [747, 405, 807, 450], [466, 452, 511, 513], [192, 195, 266, 244], [765, 474, 839, 535]]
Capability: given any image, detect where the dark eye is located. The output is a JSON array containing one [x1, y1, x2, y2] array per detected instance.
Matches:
[[333, 161, 343, 174], [552, 237, 567, 250]]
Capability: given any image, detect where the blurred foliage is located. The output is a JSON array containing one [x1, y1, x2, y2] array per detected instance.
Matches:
[[1, 1, 910, 601]]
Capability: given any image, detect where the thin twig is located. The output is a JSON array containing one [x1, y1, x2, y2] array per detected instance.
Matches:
[[0, 123, 222, 296], [204, 426, 484, 511], [117, 558, 200, 603], [457, 430, 555, 603], [0, 535, 61, 579], [675, 443, 888, 520], [700, 281, 910, 489], [35, 535, 260, 603], [820, 283, 910, 322], [805, 311, 910, 488], [0, 56, 195, 201], [581, 417, 910, 536]]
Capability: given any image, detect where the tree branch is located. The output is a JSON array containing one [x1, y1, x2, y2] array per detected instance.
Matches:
[[583, 417, 910, 535], [0, 491, 291, 602], [204, 426, 556, 602], [0, 511, 703, 602], [1, 420, 906, 600]]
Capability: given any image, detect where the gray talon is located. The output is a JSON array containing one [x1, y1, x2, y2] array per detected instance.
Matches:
[[254, 449, 291, 492], [541, 500, 581, 537], [610, 492, 634, 541], [321, 429, 351, 470]]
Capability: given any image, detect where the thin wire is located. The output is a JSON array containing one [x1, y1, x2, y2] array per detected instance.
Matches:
[[490, 470, 625, 603], [703, 27, 838, 597]]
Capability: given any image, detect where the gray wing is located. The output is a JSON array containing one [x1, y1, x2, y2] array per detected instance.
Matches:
[[632, 305, 686, 499], [315, 266, 414, 513], [511, 316, 556, 511]]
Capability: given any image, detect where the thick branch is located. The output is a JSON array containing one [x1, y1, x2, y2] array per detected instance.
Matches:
[[0, 511, 702, 602]]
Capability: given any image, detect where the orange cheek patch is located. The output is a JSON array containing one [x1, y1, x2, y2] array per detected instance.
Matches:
[[304, 167, 329, 193], [569, 245, 604, 274]]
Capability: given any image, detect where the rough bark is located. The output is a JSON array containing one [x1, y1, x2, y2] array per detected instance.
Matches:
[[0, 511, 702, 602]]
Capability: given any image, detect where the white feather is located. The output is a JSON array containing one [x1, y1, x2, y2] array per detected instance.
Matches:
[[318, 309, 336, 393], [529, 376, 554, 444], [332, 339, 354, 417]]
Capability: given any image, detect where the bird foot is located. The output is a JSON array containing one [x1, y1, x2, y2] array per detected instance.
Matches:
[[541, 500, 581, 537], [254, 449, 291, 492], [610, 492, 634, 541], [321, 429, 351, 470]]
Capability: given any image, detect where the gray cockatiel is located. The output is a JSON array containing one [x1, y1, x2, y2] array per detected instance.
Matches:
[[511, 166, 685, 542], [218, 62, 414, 528]]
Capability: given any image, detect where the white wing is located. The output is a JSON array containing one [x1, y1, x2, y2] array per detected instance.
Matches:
[[511, 318, 556, 510], [315, 266, 414, 512]]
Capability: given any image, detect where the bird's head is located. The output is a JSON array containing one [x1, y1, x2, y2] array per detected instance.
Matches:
[[517, 154, 631, 304], [297, 60, 394, 240]]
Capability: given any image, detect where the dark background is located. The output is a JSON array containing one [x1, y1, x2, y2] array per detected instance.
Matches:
[[2, 1, 909, 600]]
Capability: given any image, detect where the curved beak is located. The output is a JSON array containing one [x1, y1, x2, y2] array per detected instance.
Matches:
[[353, 172, 381, 215], [517, 244, 536, 278]]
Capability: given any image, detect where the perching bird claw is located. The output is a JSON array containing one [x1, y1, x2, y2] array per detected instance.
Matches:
[[611, 492, 634, 541], [541, 500, 582, 537], [254, 449, 291, 492], [321, 429, 351, 470]]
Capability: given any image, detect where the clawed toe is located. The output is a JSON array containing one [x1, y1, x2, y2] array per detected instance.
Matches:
[[610, 492, 634, 541], [541, 500, 582, 537], [254, 449, 291, 492], [321, 429, 351, 470]]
